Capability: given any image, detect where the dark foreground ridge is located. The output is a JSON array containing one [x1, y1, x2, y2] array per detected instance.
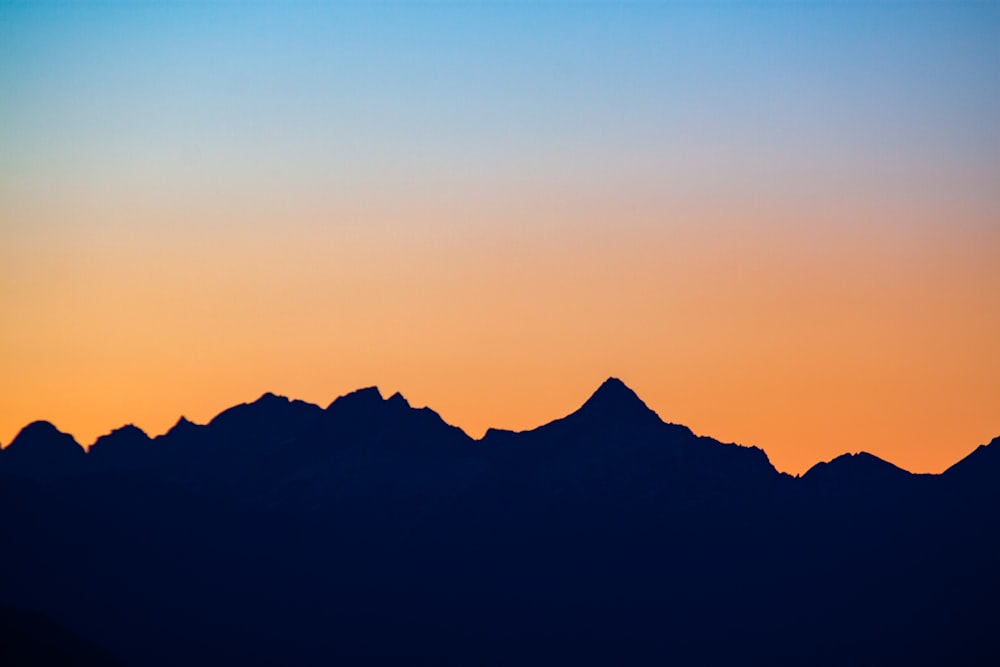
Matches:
[[1, 379, 997, 666]]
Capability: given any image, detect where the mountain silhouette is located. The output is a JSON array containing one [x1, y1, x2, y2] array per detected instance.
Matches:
[[942, 436, 1000, 504], [483, 377, 663, 443], [569, 376, 663, 424], [480, 378, 780, 512], [1, 421, 86, 480], [944, 435, 1000, 482], [1, 378, 997, 666], [89, 425, 154, 470], [801, 451, 924, 496]]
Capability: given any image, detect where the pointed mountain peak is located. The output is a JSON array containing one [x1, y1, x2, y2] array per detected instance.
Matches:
[[577, 377, 659, 421], [598, 376, 629, 390], [525, 377, 663, 438], [166, 416, 198, 437], [254, 392, 290, 406], [588, 377, 635, 400], [387, 392, 411, 409]]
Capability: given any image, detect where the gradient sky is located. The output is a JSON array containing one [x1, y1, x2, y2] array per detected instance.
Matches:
[[2, 1, 998, 475]]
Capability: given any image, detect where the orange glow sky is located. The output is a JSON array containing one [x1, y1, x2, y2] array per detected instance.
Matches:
[[2, 2, 998, 475]]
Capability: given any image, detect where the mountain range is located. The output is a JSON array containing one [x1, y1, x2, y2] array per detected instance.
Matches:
[[2, 378, 997, 666]]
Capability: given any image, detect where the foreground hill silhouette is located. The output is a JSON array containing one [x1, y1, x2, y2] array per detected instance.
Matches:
[[1, 378, 997, 666]]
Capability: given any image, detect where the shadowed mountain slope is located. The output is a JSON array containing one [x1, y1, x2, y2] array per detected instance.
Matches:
[[945, 436, 1000, 483]]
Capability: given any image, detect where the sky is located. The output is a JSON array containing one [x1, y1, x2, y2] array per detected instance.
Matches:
[[2, 0, 998, 475]]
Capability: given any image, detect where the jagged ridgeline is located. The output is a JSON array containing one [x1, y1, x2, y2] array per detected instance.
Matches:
[[2, 379, 997, 666]]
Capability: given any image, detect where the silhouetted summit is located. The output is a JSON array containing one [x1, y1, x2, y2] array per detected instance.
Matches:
[[163, 416, 198, 438], [387, 391, 410, 408], [802, 451, 918, 495], [1, 421, 84, 479], [5, 421, 82, 455], [483, 377, 666, 444], [90, 425, 153, 469], [575, 376, 662, 425], [476, 379, 780, 501]]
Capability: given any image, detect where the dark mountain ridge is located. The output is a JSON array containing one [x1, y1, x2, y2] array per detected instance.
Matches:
[[1, 377, 990, 489], [1, 378, 997, 666]]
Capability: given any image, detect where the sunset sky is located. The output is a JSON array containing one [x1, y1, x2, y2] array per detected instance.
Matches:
[[2, 1, 998, 475]]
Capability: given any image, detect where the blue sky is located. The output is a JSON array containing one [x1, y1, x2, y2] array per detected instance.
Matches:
[[2, 1, 999, 474], [3, 1, 997, 217]]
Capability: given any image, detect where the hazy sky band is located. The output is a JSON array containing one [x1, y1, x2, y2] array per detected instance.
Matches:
[[2, 1, 998, 474]]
